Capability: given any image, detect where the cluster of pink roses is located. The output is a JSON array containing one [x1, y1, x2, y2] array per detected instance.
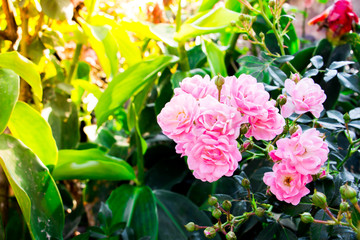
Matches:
[[264, 127, 329, 205], [157, 74, 285, 182]]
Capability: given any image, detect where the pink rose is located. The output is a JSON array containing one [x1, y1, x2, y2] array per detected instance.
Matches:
[[304, 0, 314, 8], [174, 75, 217, 100], [281, 78, 326, 118], [157, 93, 198, 141], [187, 134, 241, 182], [263, 163, 313, 205], [194, 95, 244, 138], [222, 74, 270, 117], [245, 100, 285, 140], [270, 127, 329, 175]]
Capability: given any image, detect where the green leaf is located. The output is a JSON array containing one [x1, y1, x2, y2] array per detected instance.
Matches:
[[122, 21, 178, 47], [87, 15, 142, 66], [326, 110, 344, 124], [349, 108, 360, 120], [201, 39, 227, 77], [329, 61, 354, 70], [310, 55, 324, 69], [95, 55, 178, 126], [46, 96, 80, 150], [198, 0, 219, 12], [84, 0, 98, 19], [40, 0, 73, 20], [80, 20, 119, 78], [337, 72, 360, 93], [268, 65, 287, 86], [0, 134, 64, 239], [154, 190, 218, 240], [349, 33, 360, 63], [0, 51, 42, 99], [7, 102, 58, 169], [174, 7, 242, 42], [51, 148, 135, 180], [0, 68, 19, 134], [107, 185, 158, 239]]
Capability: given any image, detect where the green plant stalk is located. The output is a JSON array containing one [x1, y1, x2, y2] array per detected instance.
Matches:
[[257, 0, 299, 74], [178, 42, 190, 74], [66, 43, 83, 84], [336, 139, 360, 169], [134, 127, 145, 186]]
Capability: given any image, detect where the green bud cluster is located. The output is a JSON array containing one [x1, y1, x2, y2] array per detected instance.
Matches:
[[340, 184, 358, 204]]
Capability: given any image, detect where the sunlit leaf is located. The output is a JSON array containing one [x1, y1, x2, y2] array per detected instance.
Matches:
[[0, 68, 19, 134], [95, 55, 178, 126], [7, 101, 58, 169], [52, 148, 135, 180], [0, 51, 42, 99], [174, 7, 241, 42], [40, 0, 73, 21], [201, 38, 227, 77], [0, 134, 64, 239]]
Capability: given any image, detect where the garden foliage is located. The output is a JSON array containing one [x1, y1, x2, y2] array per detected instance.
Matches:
[[0, 0, 360, 239]]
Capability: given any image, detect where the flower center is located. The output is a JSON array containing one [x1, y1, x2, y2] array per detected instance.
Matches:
[[283, 176, 293, 187]]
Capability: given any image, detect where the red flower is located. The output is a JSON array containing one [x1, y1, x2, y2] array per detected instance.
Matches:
[[308, 0, 359, 37]]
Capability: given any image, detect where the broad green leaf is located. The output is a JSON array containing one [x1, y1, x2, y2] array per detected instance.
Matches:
[[107, 185, 158, 239], [80, 19, 119, 78], [95, 55, 178, 126], [72, 80, 102, 99], [84, 0, 98, 20], [174, 7, 241, 42], [0, 51, 42, 99], [154, 190, 218, 240], [202, 39, 227, 77], [122, 21, 178, 47], [40, 0, 73, 21], [45, 95, 80, 150], [7, 102, 58, 169], [198, 0, 219, 12], [225, 0, 241, 12], [87, 15, 141, 66], [0, 68, 19, 134], [52, 148, 135, 180], [310, 55, 324, 69], [0, 134, 64, 240]]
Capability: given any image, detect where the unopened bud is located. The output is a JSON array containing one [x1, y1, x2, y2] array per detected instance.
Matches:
[[204, 227, 216, 238], [276, 95, 287, 107], [259, 32, 265, 39], [289, 125, 299, 135], [290, 73, 301, 83], [212, 208, 222, 219], [312, 190, 327, 209], [241, 178, 250, 189], [241, 140, 253, 152], [340, 202, 350, 212], [230, 21, 236, 27], [242, 35, 249, 41], [184, 222, 197, 232], [240, 124, 249, 135], [343, 113, 351, 124], [222, 200, 232, 211], [255, 207, 265, 217], [226, 231, 237, 240], [300, 212, 314, 223], [269, 0, 276, 8], [214, 75, 225, 89], [340, 184, 358, 204], [208, 196, 218, 206], [239, 14, 246, 21]]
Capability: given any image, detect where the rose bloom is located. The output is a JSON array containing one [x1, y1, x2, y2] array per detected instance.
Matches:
[[245, 100, 285, 141], [308, 0, 359, 37], [263, 162, 313, 205], [194, 95, 244, 138], [187, 134, 241, 182], [157, 93, 198, 141], [222, 74, 270, 117], [270, 127, 329, 175], [305, 0, 314, 8], [174, 75, 217, 100], [281, 78, 326, 118]]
